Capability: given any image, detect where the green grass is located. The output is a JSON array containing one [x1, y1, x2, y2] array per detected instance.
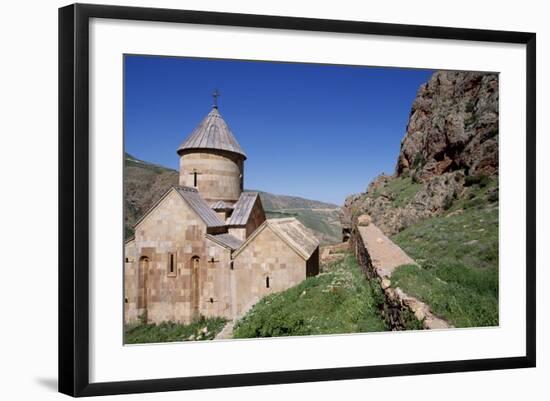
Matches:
[[233, 253, 388, 338], [265, 211, 298, 220], [124, 316, 227, 344], [370, 176, 423, 207], [391, 179, 499, 327]]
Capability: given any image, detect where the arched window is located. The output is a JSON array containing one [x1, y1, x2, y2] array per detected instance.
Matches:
[[191, 256, 200, 268]]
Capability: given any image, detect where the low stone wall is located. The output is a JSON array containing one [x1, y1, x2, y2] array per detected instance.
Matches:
[[350, 215, 452, 330]]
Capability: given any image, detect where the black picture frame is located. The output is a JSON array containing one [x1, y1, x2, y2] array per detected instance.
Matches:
[[58, 3, 536, 397]]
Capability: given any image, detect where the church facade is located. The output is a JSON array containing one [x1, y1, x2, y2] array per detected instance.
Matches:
[[124, 100, 320, 325]]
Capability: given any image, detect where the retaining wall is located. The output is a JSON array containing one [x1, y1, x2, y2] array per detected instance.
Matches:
[[350, 216, 452, 330]]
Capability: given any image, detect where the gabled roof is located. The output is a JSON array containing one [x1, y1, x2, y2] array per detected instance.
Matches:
[[173, 186, 226, 228], [234, 218, 319, 260], [227, 192, 261, 226], [210, 200, 235, 211], [177, 107, 247, 159], [134, 186, 226, 230], [205, 233, 243, 250]]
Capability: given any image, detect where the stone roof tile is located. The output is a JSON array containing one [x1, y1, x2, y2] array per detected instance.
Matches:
[[177, 108, 246, 159], [206, 233, 243, 250], [173, 186, 226, 228], [268, 218, 320, 259], [227, 192, 259, 226]]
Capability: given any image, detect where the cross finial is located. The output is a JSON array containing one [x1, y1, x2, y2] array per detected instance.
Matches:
[[212, 89, 220, 109]]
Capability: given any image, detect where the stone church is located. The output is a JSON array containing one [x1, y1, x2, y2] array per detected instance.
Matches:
[[124, 97, 320, 325]]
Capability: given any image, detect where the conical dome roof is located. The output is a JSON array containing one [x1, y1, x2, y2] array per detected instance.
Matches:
[[177, 107, 246, 159]]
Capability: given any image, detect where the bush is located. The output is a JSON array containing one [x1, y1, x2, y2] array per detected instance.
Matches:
[[413, 152, 425, 169], [487, 190, 499, 203], [465, 115, 477, 126], [442, 194, 454, 210], [464, 174, 489, 188], [464, 196, 484, 209], [482, 128, 499, 141], [411, 170, 421, 184]]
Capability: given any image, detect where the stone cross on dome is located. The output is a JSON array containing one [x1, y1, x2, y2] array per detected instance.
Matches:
[[212, 89, 220, 109]]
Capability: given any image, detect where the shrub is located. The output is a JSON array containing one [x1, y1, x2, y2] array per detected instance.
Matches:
[[482, 128, 499, 142], [138, 313, 147, 325], [442, 194, 454, 210], [478, 175, 490, 188], [464, 174, 489, 187], [464, 196, 484, 209], [413, 152, 425, 169], [487, 190, 499, 203], [465, 115, 477, 126], [411, 170, 421, 184]]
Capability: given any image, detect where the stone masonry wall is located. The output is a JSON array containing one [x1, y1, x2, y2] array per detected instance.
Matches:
[[125, 189, 234, 324], [232, 226, 308, 318], [351, 214, 452, 330], [179, 150, 244, 203]]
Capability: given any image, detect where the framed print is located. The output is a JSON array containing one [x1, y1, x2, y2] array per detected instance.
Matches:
[[58, 3, 536, 397]]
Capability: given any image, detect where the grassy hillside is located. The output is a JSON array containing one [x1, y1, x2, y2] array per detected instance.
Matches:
[[124, 316, 227, 344], [252, 190, 338, 210], [124, 153, 342, 244], [265, 208, 342, 245], [391, 177, 499, 327], [369, 176, 423, 208], [125, 153, 178, 238], [233, 253, 388, 338]]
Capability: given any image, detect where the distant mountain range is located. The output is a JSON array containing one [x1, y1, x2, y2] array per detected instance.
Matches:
[[124, 153, 342, 245]]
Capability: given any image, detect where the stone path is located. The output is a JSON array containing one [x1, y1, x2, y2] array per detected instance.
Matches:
[[215, 320, 236, 340], [214, 299, 259, 340], [357, 219, 452, 330]]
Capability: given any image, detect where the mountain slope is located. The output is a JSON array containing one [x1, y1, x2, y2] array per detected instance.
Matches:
[[251, 191, 338, 210], [124, 153, 342, 244], [342, 70, 500, 328], [250, 191, 341, 245], [124, 153, 178, 238], [343, 71, 499, 236]]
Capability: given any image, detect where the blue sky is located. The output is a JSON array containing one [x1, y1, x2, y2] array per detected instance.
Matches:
[[124, 55, 433, 205]]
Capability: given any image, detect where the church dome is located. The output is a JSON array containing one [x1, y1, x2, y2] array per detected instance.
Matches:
[[177, 107, 247, 159]]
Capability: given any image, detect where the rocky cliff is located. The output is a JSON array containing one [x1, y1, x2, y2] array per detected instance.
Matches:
[[397, 71, 499, 179], [343, 71, 499, 236]]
